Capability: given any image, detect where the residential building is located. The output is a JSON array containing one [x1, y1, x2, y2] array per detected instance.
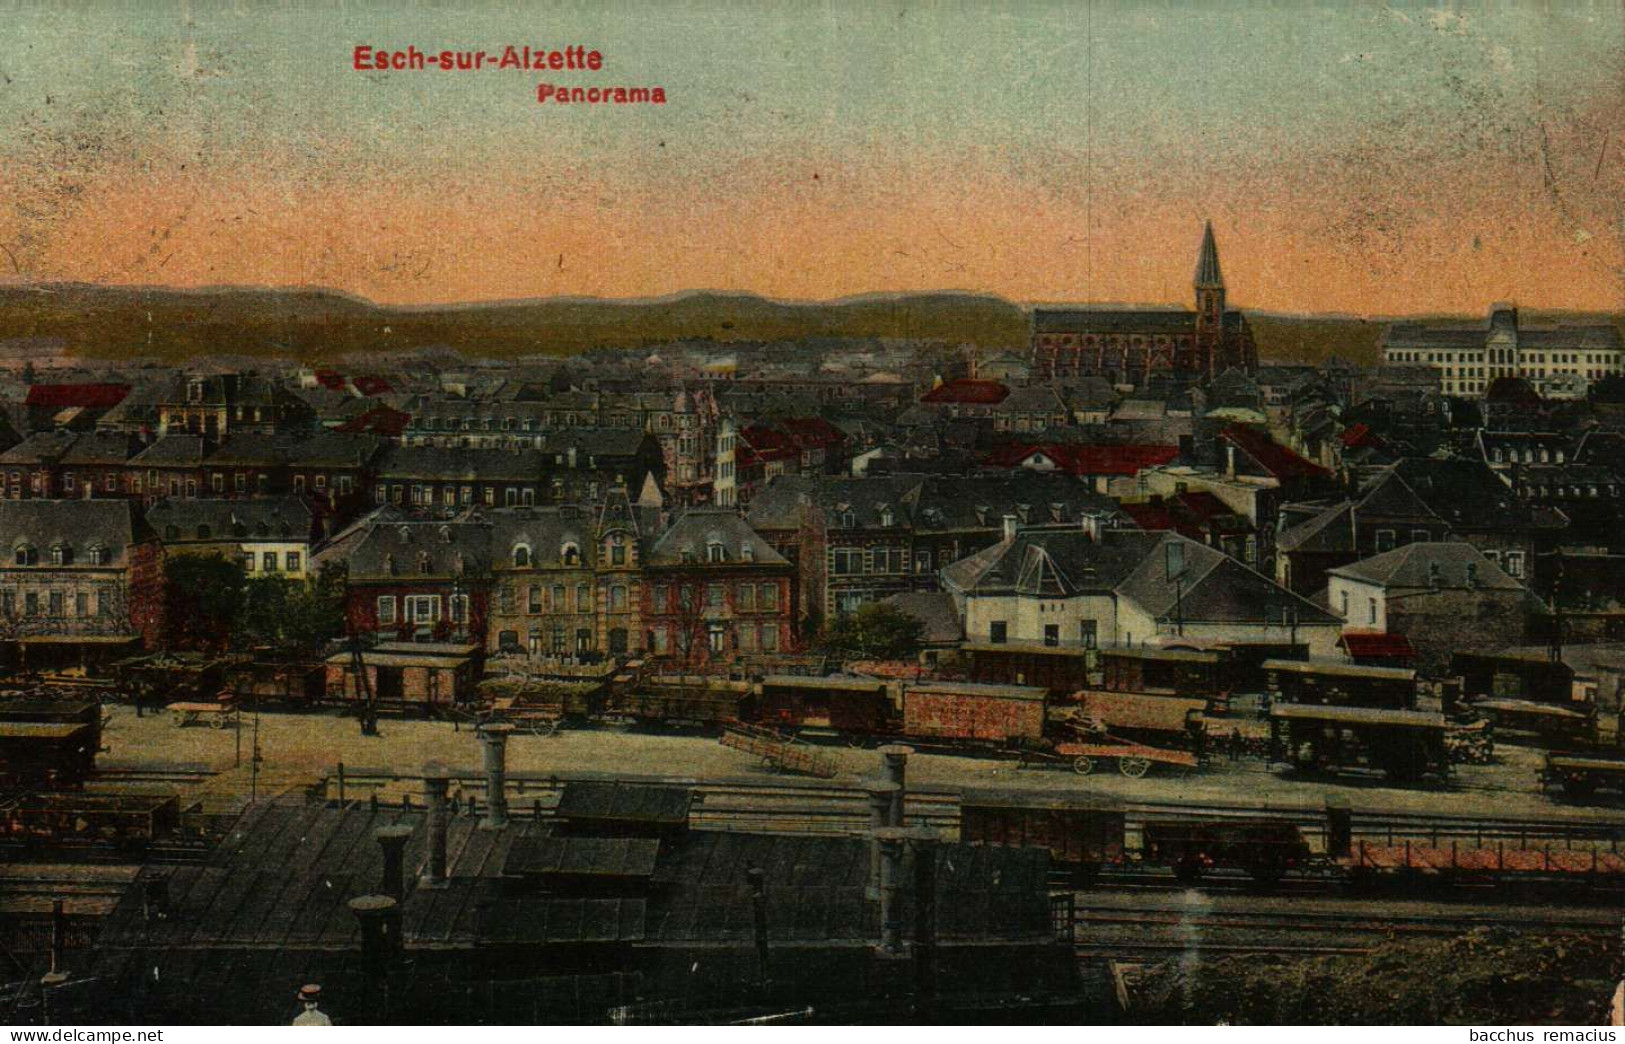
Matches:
[[147, 497, 316, 579], [0, 499, 163, 646], [641, 509, 794, 664]]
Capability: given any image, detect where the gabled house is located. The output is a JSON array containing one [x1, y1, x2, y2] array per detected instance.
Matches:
[[0, 499, 163, 648], [941, 522, 1339, 656], [641, 509, 793, 665]]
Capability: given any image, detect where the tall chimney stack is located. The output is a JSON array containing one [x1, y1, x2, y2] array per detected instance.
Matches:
[[863, 780, 900, 900], [349, 894, 402, 971], [421, 762, 451, 887], [872, 827, 910, 957], [877, 745, 913, 827], [1001, 514, 1018, 543], [375, 825, 414, 900], [480, 724, 513, 830]]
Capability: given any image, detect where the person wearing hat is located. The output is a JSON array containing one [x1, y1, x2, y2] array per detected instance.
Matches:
[[293, 984, 331, 1026]]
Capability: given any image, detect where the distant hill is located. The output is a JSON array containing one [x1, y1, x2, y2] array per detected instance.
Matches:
[[0, 285, 1029, 365], [0, 283, 1616, 369]]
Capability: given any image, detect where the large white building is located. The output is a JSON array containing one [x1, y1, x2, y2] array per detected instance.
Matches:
[[1382, 304, 1622, 399]]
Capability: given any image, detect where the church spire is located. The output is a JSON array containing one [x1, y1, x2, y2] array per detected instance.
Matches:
[[1194, 219, 1224, 289]]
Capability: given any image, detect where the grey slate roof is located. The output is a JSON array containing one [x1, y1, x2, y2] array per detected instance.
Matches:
[[1328, 540, 1527, 592], [145, 497, 314, 542], [130, 435, 207, 466], [0, 499, 146, 563], [645, 509, 785, 567]]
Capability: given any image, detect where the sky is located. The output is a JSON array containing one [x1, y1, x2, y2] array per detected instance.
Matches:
[[1, 1, 1623, 315]]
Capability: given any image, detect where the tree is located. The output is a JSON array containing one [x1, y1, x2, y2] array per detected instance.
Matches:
[[819, 602, 924, 660], [233, 563, 346, 656], [163, 554, 247, 651]]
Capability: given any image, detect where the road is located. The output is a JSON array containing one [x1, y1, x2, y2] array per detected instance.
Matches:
[[97, 704, 1625, 825]]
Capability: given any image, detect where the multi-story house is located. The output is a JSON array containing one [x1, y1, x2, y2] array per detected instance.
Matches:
[[942, 521, 1340, 656], [486, 489, 646, 658], [0, 499, 164, 647], [641, 509, 794, 665], [127, 436, 209, 503], [0, 432, 78, 499], [58, 433, 138, 499], [316, 509, 493, 651], [284, 431, 388, 533], [372, 446, 547, 514], [147, 498, 316, 580], [157, 373, 314, 440]]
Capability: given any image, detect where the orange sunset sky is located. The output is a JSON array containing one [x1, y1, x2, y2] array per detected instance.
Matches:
[[2, 2, 1623, 316]]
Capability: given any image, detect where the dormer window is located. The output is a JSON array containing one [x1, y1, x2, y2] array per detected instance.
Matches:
[[742, 542, 755, 562], [51, 544, 70, 566], [418, 552, 432, 574], [187, 380, 203, 403], [398, 526, 412, 544], [513, 545, 532, 568], [88, 545, 108, 566], [879, 507, 895, 528], [13, 545, 35, 567], [384, 554, 397, 577], [561, 541, 581, 566], [841, 511, 856, 529], [439, 526, 453, 544]]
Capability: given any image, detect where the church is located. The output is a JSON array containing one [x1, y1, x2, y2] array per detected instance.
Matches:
[[1029, 222, 1257, 384]]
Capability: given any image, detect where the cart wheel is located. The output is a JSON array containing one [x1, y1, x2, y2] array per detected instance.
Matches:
[[845, 734, 867, 749], [172, 715, 184, 728], [1071, 755, 1096, 776], [541, 720, 561, 738], [1118, 757, 1153, 779], [212, 715, 226, 729]]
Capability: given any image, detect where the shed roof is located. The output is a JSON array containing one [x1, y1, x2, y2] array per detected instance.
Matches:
[[554, 781, 693, 827]]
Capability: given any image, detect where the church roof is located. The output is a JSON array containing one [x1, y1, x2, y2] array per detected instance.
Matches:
[[1195, 220, 1224, 288]]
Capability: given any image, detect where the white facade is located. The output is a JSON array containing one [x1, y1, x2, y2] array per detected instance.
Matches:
[[1383, 305, 1623, 399]]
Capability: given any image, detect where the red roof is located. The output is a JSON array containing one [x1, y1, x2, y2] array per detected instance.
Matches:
[[335, 406, 410, 437], [1337, 632, 1416, 660], [1220, 425, 1330, 480], [984, 442, 1178, 477], [1121, 491, 1246, 542], [25, 383, 130, 409], [921, 379, 1010, 405], [779, 417, 846, 449], [313, 369, 346, 390], [1339, 423, 1390, 452], [351, 375, 394, 396]]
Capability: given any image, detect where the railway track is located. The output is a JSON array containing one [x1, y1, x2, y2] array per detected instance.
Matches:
[[1070, 892, 1622, 959]]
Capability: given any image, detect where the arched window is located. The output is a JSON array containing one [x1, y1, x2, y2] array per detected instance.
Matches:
[[418, 552, 432, 574], [384, 554, 397, 576], [561, 541, 581, 566], [513, 545, 531, 567], [398, 526, 412, 544], [51, 544, 71, 566], [13, 545, 35, 567]]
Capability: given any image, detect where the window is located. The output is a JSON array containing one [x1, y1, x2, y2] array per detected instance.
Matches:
[[378, 596, 397, 624], [561, 542, 581, 565], [759, 583, 778, 611], [1368, 598, 1378, 625], [707, 584, 724, 609], [1079, 620, 1097, 649], [915, 551, 932, 573], [74, 592, 88, 617], [707, 624, 725, 653], [51, 545, 68, 566], [832, 548, 863, 575], [513, 545, 531, 568], [449, 594, 469, 624], [738, 583, 756, 611], [234, 473, 246, 493], [989, 621, 1008, 644], [759, 623, 778, 652], [873, 547, 906, 574], [611, 543, 626, 566], [577, 583, 591, 611], [1044, 624, 1059, 647], [286, 552, 301, 572], [213, 473, 225, 493], [707, 541, 726, 563], [528, 585, 542, 613], [552, 584, 566, 610], [1504, 552, 1525, 578], [13, 545, 35, 566], [263, 552, 277, 572], [1340, 590, 1349, 618], [1374, 529, 1395, 553], [652, 585, 669, 612], [611, 585, 627, 611]]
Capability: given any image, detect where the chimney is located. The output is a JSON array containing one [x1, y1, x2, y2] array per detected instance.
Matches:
[[1080, 510, 1102, 541], [878, 745, 913, 827], [863, 780, 901, 900], [480, 724, 513, 830], [375, 825, 414, 900], [1225, 443, 1237, 476], [349, 894, 402, 973], [1001, 514, 1018, 543], [872, 826, 910, 958], [913, 833, 939, 1013], [43, 897, 68, 986], [746, 865, 770, 991], [421, 762, 451, 887]]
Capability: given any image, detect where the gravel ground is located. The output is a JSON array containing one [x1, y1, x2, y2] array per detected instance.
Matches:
[[96, 705, 1625, 824]]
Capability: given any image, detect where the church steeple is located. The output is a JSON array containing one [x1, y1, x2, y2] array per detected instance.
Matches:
[[1194, 220, 1225, 325], [1194, 219, 1224, 290]]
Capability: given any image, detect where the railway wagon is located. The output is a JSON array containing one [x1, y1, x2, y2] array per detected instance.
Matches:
[[0, 792, 181, 843], [1541, 752, 1625, 801], [959, 790, 1126, 873], [902, 681, 1049, 743], [612, 675, 749, 727], [1100, 647, 1228, 698], [755, 674, 892, 735], [1264, 659, 1418, 710], [961, 641, 1098, 696], [1453, 652, 1596, 747], [1269, 702, 1451, 783], [0, 700, 102, 787], [324, 642, 479, 716], [1142, 818, 1312, 883], [223, 660, 327, 705], [1073, 689, 1207, 744]]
